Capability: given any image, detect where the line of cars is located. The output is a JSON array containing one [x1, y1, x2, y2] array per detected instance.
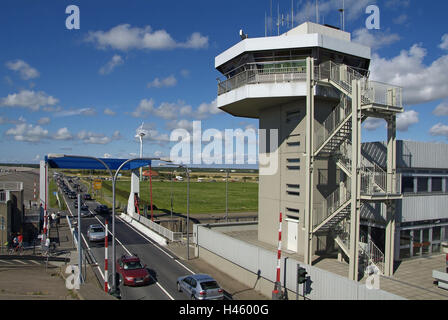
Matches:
[[58, 173, 224, 300], [114, 254, 224, 300]]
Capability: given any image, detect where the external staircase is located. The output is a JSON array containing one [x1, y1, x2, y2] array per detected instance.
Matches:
[[311, 60, 403, 274]]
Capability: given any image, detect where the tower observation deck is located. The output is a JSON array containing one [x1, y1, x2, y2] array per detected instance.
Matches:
[[215, 22, 403, 280]]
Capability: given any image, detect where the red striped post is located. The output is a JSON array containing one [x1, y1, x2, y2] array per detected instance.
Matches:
[[276, 212, 282, 283], [149, 165, 153, 221], [104, 219, 109, 293], [272, 212, 283, 299]]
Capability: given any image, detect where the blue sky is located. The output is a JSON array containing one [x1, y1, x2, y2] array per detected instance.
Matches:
[[1, 0, 448, 165]]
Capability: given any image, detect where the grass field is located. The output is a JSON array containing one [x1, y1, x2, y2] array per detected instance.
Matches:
[[96, 180, 258, 215]]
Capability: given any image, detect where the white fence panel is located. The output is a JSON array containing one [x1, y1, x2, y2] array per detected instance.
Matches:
[[195, 224, 405, 300]]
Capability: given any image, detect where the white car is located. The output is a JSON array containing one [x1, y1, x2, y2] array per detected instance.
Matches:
[[87, 224, 106, 242]]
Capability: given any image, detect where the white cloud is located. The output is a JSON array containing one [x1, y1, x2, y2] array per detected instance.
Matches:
[[433, 101, 448, 116], [5, 123, 48, 142], [363, 118, 385, 131], [293, 0, 373, 26], [147, 75, 177, 88], [37, 117, 51, 125], [352, 28, 400, 50], [86, 24, 208, 51], [99, 55, 124, 75], [104, 108, 116, 116], [440, 34, 448, 50], [429, 123, 448, 138], [77, 130, 120, 144], [132, 99, 191, 120], [53, 127, 73, 140], [5, 59, 40, 80], [165, 119, 193, 131], [393, 14, 408, 25], [370, 44, 448, 105], [55, 107, 97, 117], [396, 110, 419, 132], [132, 98, 220, 120], [0, 90, 58, 111]]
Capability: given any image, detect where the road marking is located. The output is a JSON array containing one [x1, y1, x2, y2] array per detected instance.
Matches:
[[12, 259, 27, 265], [63, 191, 173, 300], [30, 260, 40, 265], [117, 216, 195, 275], [0, 260, 12, 264]]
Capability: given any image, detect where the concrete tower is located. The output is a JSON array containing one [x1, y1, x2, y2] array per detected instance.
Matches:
[[215, 22, 403, 280]]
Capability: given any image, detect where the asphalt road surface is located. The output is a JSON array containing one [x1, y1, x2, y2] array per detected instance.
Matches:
[[59, 176, 198, 300]]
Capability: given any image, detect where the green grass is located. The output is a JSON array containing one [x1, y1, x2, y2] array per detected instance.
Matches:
[[99, 180, 258, 214]]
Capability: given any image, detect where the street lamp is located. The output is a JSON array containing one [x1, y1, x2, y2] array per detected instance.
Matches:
[[220, 169, 229, 223], [47, 154, 171, 294]]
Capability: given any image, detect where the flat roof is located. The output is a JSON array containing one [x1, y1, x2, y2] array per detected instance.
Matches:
[[45, 156, 151, 171], [215, 23, 370, 69]]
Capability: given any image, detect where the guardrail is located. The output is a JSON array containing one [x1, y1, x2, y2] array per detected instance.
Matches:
[[217, 61, 307, 95], [129, 212, 182, 242]]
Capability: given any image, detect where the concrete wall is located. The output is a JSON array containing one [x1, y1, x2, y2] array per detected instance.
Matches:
[[195, 224, 404, 300], [258, 96, 338, 255]]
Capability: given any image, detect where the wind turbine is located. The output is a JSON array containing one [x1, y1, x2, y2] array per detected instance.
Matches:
[[135, 122, 147, 181]]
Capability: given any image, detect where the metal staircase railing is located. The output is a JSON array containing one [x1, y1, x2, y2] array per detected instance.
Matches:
[[313, 185, 351, 233], [359, 230, 385, 274], [315, 60, 402, 109], [314, 96, 352, 155]]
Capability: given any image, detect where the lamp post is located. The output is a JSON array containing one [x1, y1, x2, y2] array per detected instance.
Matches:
[[220, 169, 229, 223], [48, 154, 171, 294]]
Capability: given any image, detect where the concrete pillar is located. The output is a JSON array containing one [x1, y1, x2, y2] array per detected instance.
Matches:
[[348, 80, 361, 281], [384, 115, 397, 276], [304, 57, 314, 265], [127, 170, 140, 215]]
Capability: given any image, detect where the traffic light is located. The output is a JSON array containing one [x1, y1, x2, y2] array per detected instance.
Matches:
[[297, 267, 307, 284]]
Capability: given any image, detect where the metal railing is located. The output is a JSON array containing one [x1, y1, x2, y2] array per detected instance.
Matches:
[[130, 212, 183, 242], [361, 80, 403, 109], [217, 61, 307, 95], [0, 181, 23, 191], [313, 186, 351, 229], [315, 61, 402, 108], [360, 230, 385, 274], [314, 97, 352, 152]]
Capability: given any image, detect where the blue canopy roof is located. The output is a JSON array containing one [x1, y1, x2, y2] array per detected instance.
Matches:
[[45, 156, 151, 171]]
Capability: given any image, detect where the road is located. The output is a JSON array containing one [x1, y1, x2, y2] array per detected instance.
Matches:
[[59, 176, 198, 300]]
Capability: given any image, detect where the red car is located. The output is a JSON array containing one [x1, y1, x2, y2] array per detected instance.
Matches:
[[116, 255, 151, 286]]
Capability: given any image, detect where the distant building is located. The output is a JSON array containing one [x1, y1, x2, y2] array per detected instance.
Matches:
[[361, 140, 448, 260], [0, 181, 24, 246]]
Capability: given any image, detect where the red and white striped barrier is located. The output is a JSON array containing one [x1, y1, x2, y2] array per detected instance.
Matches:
[[272, 212, 282, 298], [276, 212, 282, 283], [104, 219, 109, 293]]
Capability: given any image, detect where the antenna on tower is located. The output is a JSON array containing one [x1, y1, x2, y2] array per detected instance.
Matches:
[[291, 0, 294, 28], [316, 0, 319, 24]]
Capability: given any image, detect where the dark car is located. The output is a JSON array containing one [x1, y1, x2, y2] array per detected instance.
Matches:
[[116, 255, 151, 287], [177, 274, 224, 300], [83, 193, 92, 201], [81, 203, 89, 211], [94, 204, 109, 215]]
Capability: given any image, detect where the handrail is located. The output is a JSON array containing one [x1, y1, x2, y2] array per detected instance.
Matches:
[[217, 60, 307, 95]]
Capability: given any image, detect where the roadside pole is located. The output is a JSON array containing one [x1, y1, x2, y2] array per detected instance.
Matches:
[[272, 212, 283, 300], [78, 193, 82, 284], [186, 166, 190, 260], [104, 219, 109, 293]]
